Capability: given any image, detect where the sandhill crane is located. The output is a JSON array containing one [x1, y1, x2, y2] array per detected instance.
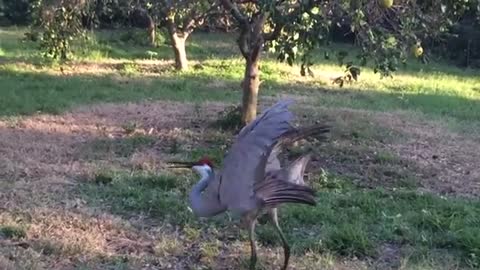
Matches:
[[168, 100, 329, 269]]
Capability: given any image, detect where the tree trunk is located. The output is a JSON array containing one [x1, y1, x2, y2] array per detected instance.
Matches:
[[171, 33, 188, 71], [241, 56, 260, 124], [147, 20, 156, 47]]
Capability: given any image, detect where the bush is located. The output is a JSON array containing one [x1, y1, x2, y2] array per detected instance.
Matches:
[[38, 5, 85, 61], [212, 106, 242, 131]]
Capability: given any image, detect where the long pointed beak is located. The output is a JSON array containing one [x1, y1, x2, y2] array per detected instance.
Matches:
[[166, 161, 195, 169]]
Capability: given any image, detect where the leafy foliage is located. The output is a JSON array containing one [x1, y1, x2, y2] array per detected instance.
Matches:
[[257, 0, 478, 76], [132, 0, 217, 37], [331, 63, 361, 88], [213, 105, 242, 131], [31, 0, 88, 61]]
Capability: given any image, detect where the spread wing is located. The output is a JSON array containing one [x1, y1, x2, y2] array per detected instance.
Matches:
[[219, 100, 295, 214], [266, 124, 330, 182]]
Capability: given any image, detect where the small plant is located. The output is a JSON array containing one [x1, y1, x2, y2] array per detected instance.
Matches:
[[119, 62, 140, 75], [93, 172, 113, 185], [0, 225, 27, 239], [121, 122, 138, 135], [331, 64, 361, 88], [146, 50, 158, 60], [212, 105, 242, 131]]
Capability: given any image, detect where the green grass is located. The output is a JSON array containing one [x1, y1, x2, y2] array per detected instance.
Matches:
[[80, 170, 480, 268], [0, 225, 27, 239], [1, 27, 479, 128], [82, 171, 194, 224], [0, 68, 242, 116], [1, 26, 480, 269]]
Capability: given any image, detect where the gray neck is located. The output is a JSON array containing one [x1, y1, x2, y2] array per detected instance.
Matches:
[[189, 169, 226, 217]]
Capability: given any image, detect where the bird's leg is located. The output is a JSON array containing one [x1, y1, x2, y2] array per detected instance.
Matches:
[[268, 208, 290, 270], [248, 218, 258, 270]]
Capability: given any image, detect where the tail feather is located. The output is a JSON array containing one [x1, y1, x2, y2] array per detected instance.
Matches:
[[255, 178, 317, 207], [264, 197, 316, 206], [254, 178, 313, 191], [264, 195, 316, 206]]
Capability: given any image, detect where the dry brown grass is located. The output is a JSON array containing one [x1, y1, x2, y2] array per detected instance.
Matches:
[[287, 103, 480, 198], [0, 99, 479, 269]]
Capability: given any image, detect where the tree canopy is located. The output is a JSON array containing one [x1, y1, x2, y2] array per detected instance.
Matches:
[[220, 0, 478, 123]]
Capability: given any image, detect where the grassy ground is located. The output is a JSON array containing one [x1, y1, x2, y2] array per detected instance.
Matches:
[[0, 26, 479, 270]]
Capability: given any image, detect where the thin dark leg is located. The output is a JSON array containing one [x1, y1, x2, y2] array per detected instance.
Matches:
[[269, 208, 290, 270], [248, 218, 258, 270]]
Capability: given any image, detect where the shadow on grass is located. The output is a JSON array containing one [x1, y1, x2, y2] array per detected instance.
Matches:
[[278, 80, 480, 124], [0, 68, 241, 116], [0, 67, 479, 131], [89, 30, 239, 61], [0, 28, 239, 63]]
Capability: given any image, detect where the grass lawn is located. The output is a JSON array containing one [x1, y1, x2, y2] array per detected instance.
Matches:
[[0, 26, 479, 269]]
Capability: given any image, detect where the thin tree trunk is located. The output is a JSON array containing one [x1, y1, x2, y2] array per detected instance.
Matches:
[[147, 19, 156, 47], [171, 33, 188, 71], [220, 0, 269, 124], [242, 55, 260, 124]]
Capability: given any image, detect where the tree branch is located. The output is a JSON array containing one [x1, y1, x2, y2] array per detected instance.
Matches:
[[249, 12, 268, 60], [237, 26, 250, 59], [264, 21, 283, 41], [221, 0, 248, 25], [165, 18, 177, 37], [221, 0, 251, 59], [184, 3, 221, 35]]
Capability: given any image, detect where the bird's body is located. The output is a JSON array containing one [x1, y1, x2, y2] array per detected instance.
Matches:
[[169, 100, 329, 269]]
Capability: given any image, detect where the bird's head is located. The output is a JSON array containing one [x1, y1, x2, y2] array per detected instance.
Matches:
[[167, 156, 214, 176]]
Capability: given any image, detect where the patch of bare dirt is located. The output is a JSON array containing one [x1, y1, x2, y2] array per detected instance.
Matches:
[[371, 111, 480, 197], [0, 101, 228, 205]]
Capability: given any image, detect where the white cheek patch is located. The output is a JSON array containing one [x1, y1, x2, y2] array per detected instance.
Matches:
[[201, 164, 212, 171], [192, 165, 212, 177]]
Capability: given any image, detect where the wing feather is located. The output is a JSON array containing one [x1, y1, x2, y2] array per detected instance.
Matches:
[[219, 100, 295, 214]]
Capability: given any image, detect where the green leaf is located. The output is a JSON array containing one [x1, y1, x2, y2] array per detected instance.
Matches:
[[311, 7, 320, 15]]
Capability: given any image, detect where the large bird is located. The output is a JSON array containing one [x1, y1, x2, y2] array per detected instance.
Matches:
[[169, 100, 329, 269]]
